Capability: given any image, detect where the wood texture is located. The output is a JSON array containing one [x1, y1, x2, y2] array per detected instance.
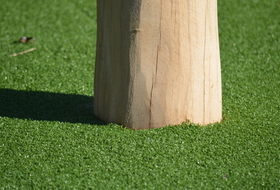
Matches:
[[94, 0, 222, 129]]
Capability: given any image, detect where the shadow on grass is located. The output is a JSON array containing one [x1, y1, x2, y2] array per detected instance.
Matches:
[[0, 88, 105, 125]]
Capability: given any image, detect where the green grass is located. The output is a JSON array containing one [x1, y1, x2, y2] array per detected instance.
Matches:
[[0, 0, 279, 189]]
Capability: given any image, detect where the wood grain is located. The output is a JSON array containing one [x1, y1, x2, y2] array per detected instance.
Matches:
[[94, 0, 222, 129]]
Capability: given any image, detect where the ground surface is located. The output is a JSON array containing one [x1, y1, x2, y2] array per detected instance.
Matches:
[[0, 0, 279, 189]]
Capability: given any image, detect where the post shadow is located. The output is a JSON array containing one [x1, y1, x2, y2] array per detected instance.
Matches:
[[0, 88, 105, 125]]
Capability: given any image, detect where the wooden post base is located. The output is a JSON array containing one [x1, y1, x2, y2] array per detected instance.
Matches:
[[94, 0, 222, 129]]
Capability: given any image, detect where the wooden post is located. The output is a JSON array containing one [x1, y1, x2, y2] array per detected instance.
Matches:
[[94, 0, 222, 129]]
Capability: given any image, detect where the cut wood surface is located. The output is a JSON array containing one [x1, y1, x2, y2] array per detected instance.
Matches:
[[94, 0, 222, 129]]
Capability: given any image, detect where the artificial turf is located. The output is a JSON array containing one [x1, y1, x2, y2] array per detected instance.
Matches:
[[0, 0, 279, 189]]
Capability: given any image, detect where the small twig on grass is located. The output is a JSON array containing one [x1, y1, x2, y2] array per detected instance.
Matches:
[[10, 48, 37, 57]]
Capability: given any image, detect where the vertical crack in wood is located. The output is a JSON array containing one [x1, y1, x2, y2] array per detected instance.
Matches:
[[203, 0, 209, 124], [149, 1, 162, 128], [149, 45, 159, 128]]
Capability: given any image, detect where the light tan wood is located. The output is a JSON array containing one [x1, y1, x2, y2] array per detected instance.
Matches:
[[94, 0, 222, 129]]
